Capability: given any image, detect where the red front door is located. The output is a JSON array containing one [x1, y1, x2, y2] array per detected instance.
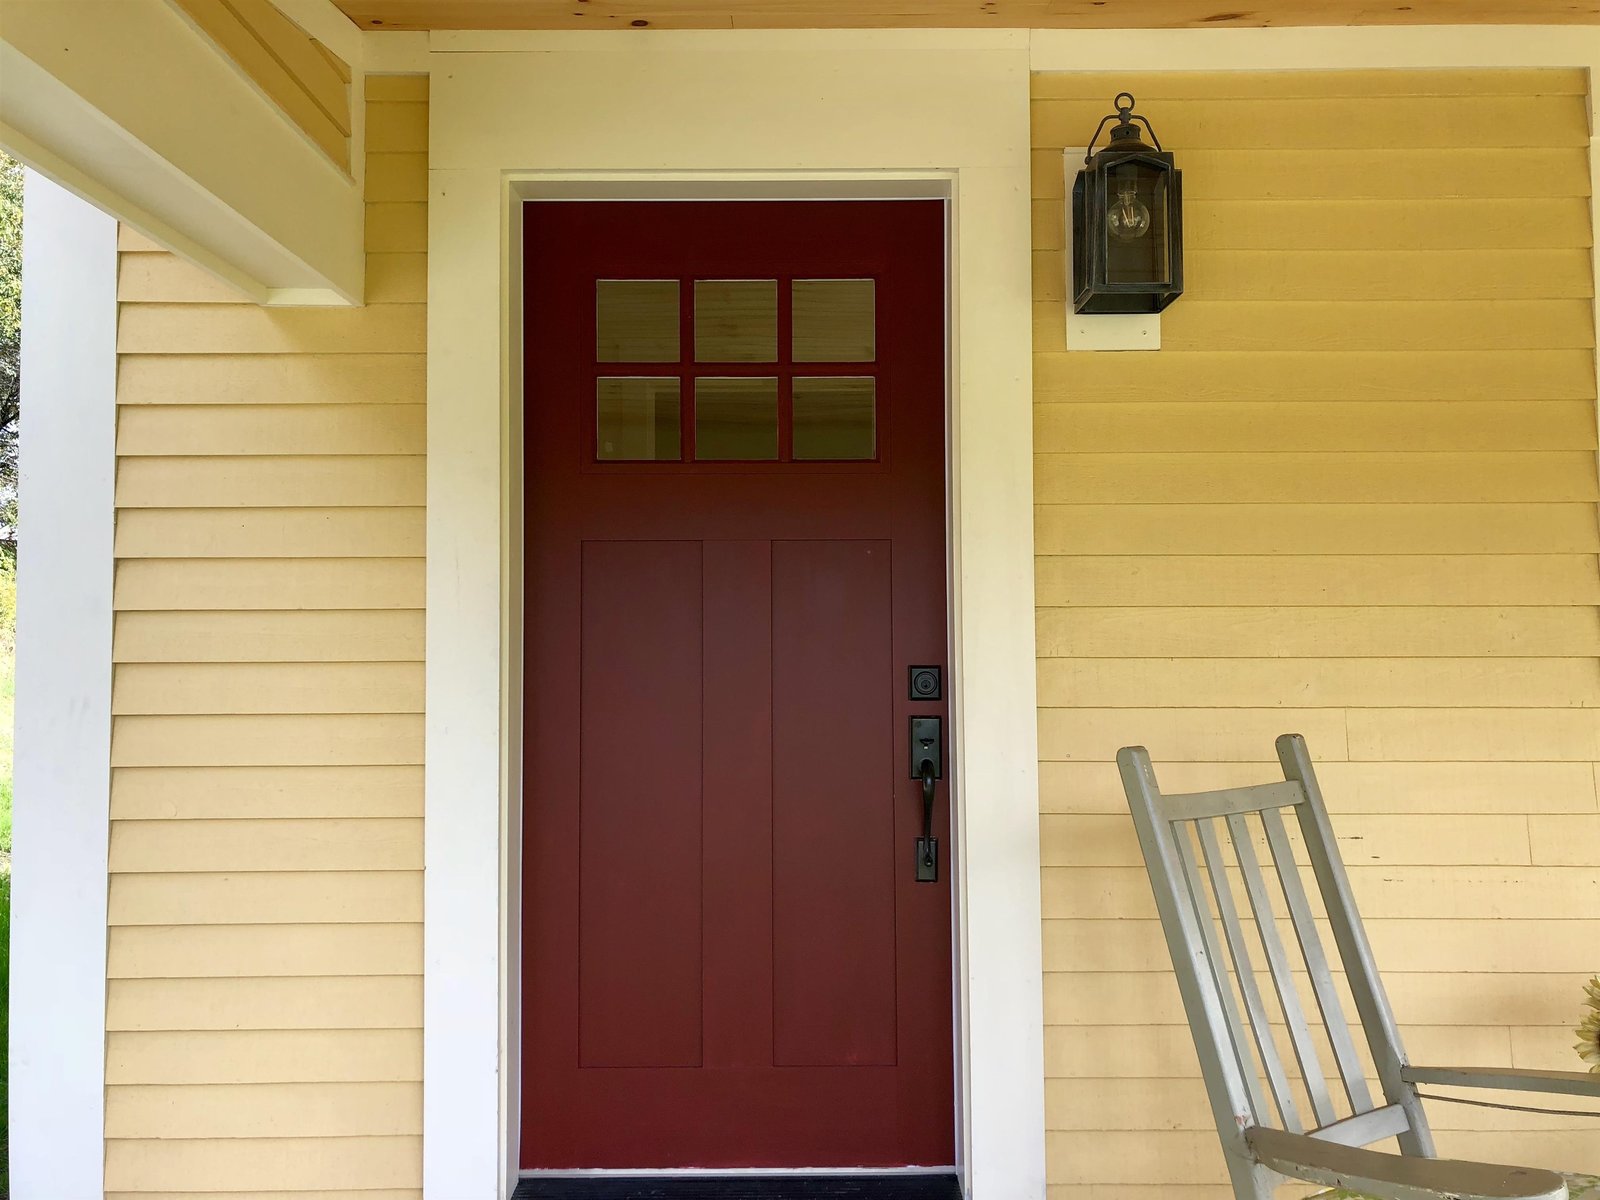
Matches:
[[521, 200, 952, 1170]]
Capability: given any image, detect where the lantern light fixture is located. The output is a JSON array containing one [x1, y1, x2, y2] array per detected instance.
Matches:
[[1071, 92, 1184, 315]]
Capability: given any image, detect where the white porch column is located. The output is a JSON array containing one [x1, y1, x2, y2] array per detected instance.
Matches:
[[10, 169, 117, 1199]]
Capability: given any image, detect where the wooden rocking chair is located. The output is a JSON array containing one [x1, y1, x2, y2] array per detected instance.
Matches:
[[1117, 734, 1600, 1200]]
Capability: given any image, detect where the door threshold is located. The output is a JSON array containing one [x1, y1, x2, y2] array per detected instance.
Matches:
[[512, 1174, 961, 1199]]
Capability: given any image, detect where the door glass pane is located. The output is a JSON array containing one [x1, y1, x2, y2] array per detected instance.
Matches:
[[695, 280, 777, 362], [597, 378, 681, 461], [597, 280, 679, 363], [793, 377, 876, 461], [695, 377, 778, 460], [792, 279, 875, 363]]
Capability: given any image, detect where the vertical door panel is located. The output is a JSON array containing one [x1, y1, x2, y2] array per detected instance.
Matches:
[[771, 539, 897, 1068], [579, 540, 704, 1068]]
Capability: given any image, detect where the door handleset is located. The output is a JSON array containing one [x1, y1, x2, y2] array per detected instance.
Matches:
[[910, 716, 942, 883]]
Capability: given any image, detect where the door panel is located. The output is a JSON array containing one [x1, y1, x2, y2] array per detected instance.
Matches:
[[771, 539, 896, 1069], [523, 200, 951, 1170], [578, 540, 703, 1069]]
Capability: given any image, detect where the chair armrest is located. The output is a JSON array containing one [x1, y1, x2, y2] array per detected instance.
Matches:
[[1402, 1066, 1600, 1098], [1246, 1127, 1567, 1200]]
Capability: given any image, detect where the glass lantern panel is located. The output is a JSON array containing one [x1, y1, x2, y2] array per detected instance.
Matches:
[[1104, 161, 1171, 287]]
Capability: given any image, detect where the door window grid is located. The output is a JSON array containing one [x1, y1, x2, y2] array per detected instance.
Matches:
[[593, 277, 879, 463]]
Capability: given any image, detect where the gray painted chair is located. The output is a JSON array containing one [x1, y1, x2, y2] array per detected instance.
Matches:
[[1117, 734, 1600, 1200]]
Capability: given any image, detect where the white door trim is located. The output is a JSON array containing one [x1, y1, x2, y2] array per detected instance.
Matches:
[[425, 36, 1043, 1199], [10, 169, 117, 1200]]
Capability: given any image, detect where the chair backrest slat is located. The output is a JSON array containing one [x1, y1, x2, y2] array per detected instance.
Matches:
[[1227, 810, 1339, 1127], [1276, 736, 1435, 1157], [1173, 821, 1276, 1127], [1256, 805, 1374, 1117], [1193, 817, 1303, 1132]]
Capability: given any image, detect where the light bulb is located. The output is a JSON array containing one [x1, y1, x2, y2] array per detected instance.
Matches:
[[1107, 183, 1150, 241]]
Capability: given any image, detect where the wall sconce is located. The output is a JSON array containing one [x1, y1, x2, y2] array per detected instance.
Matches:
[[1071, 93, 1183, 314]]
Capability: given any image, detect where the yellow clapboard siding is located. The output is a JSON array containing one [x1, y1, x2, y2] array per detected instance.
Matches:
[[365, 75, 429, 103], [108, 90, 427, 1192], [365, 204, 428, 253], [117, 353, 425, 405], [1042, 971, 1582, 1028], [1040, 759, 1600, 816], [1347, 708, 1600, 762], [114, 508, 424, 559], [1512, 1025, 1600, 1070], [119, 253, 253, 304], [1035, 607, 1600, 659], [1043, 919, 1600, 976], [1033, 198, 1594, 252], [113, 610, 424, 662], [110, 714, 424, 767], [1181, 250, 1595, 302], [118, 303, 426, 355], [1032, 147, 1593, 201], [1033, 348, 1595, 403], [1037, 657, 1600, 711], [115, 557, 424, 611], [1034, 504, 1599, 556], [109, 871, 422, 925], [1041, 1077, 1593, 1133], [117, 456, 426, 508], [119, 226, 168, 253], [1030, 69, 1589, 102], [1034, 401, 1595, 453], [106, 1082, 421, 1139], [1037, 706, 1349, 762], [1528, 814, 1600, 865], [1033, 453, 1600, 505], [113, 662, 424, 714], [1043, 865, 1600, 922], [367, 253, 429, 303], [107, 923, 421, 979], [1159, 300, 1596, 353], [118, 403, 424, 456], [1034, 555, 1600, 607], [106, 1030, 421, 1084], [109, 818, 421, 874], [366, 102, 429, 152], [1035, 248, 1597, 303], [107, 975, 422, 1031], [104, 1135, 420, 1192], [367, 155, 429, 204], [1030, 95, 1590, 150], [112, 765, 423, 820], [1042, 1022, 1510, 1081]]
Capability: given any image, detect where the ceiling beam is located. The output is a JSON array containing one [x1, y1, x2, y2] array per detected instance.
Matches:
[[0, 0, 364, 304]]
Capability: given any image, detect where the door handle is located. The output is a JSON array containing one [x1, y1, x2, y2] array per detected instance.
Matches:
[[910, 717, 941, 883]]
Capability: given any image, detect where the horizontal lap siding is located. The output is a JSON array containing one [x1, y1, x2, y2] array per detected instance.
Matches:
[[1031, 69, 1600, 1196], [106, 85, 428, 1197]]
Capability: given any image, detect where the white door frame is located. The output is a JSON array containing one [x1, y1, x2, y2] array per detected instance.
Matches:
[[424, 34, 1043, 1199]]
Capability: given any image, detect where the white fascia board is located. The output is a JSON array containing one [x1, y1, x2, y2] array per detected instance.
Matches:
[[11, 169, 117, 1200], [0, 0, 363, 304]]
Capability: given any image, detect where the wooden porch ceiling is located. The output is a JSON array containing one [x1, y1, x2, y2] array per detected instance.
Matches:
[[332, 0, 1600, 30]]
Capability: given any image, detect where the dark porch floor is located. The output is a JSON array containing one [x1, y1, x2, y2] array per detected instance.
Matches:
[[513, 1175, 962, 1199]]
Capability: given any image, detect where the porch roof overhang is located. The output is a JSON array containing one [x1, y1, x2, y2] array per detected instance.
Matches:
[[329, 0, 1600, 30], [0, 0, 368, 305]]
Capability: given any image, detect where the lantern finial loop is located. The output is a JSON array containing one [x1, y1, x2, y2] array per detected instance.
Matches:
[[1083, 92, 1165, 164]]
